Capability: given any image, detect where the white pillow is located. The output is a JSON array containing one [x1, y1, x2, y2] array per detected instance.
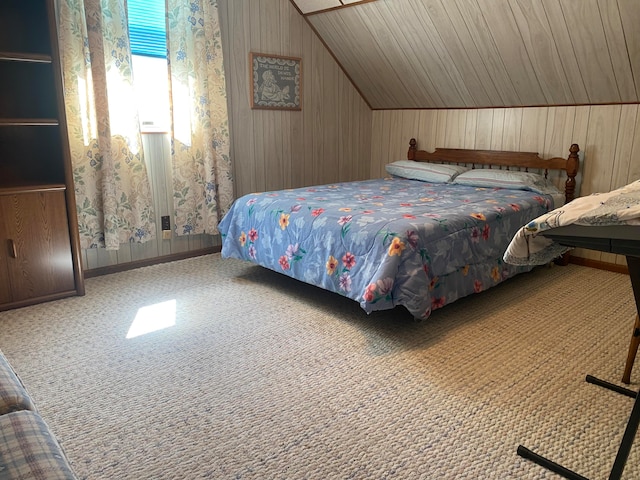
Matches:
[[453, 169, 562, 195], [385, 160, 469, 183]]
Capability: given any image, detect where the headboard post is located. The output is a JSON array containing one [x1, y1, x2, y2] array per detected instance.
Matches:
[[408, 138, 417, 160], [565, 144, 580, 203]]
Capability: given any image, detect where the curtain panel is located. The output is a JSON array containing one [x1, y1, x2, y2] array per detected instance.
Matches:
[[166, 0, 233, 236], [59, 0, 156, 250]]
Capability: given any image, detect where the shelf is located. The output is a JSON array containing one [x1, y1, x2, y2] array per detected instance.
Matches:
[[0, 118, 59, 126], [0, 125, 66, 187], [0, 61, 58, 118], [0, 0, 52, 56], [0, 52, 52, 63], [0, 184, 66, 196]]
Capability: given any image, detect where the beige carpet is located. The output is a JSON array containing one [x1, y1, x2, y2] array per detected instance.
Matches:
[[1, 254, 639, 479]]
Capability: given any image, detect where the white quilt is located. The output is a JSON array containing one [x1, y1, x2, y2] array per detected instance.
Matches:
[[504, 179, 640, 266]]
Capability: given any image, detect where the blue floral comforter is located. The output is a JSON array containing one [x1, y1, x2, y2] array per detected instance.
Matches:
[[219, 178, 556, 319]]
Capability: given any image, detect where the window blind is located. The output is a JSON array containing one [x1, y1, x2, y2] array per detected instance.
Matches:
[[128, 0, 166, 58]]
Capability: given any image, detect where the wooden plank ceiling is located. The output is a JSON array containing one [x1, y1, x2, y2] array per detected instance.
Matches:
[[290, 0, 640, 109]]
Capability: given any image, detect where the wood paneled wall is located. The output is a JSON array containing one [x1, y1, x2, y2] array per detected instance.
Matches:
[[371, 105, 640, 267], [218, 0, 372, 198]]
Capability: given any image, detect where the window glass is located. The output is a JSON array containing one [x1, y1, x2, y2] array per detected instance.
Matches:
[[128, 0, 169, 132], [131, 55, 170, 132]]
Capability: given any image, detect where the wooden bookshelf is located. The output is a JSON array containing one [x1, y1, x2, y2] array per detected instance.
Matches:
[[0, 0, 84, 310]]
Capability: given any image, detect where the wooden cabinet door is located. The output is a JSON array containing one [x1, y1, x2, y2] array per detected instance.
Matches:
[[0, 189, 75, 302]]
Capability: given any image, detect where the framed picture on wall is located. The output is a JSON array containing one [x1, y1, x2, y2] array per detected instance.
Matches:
[[249, 53, 302, 110]]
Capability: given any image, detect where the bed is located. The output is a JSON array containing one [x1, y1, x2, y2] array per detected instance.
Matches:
[[219, 138, 580, 319]]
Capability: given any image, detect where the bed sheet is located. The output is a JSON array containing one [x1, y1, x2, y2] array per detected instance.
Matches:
[[220, 178, 556, 319]]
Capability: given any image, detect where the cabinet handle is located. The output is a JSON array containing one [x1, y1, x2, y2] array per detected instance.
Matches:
[[9, 239, 17, 258]]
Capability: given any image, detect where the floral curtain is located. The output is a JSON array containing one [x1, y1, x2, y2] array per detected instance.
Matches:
[[58, 0, 156, 249], [166, 0, 233, 235]]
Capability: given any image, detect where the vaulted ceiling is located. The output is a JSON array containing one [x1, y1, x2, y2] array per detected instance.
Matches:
[[290, 0, 640, 109]]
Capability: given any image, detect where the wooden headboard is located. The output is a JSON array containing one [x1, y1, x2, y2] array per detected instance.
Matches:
[[407, 138, 580, 204]]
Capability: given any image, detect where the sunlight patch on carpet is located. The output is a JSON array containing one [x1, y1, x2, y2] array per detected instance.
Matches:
[[126, 300, 176, 339]]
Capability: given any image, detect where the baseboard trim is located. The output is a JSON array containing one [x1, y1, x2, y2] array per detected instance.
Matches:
[[84, 248, 627, 279], [84, 246, 221, 278], [568, 256, 629, 275]]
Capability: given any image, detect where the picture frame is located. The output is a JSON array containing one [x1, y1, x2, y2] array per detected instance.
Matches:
[[249, 53, 302, 110]]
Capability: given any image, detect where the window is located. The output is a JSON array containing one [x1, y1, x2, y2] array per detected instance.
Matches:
[[128, 0, 170, 132]]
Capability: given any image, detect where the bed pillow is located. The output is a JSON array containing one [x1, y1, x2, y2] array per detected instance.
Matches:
[[452, 169, 562, 195], [385, 160, 469, 183]]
